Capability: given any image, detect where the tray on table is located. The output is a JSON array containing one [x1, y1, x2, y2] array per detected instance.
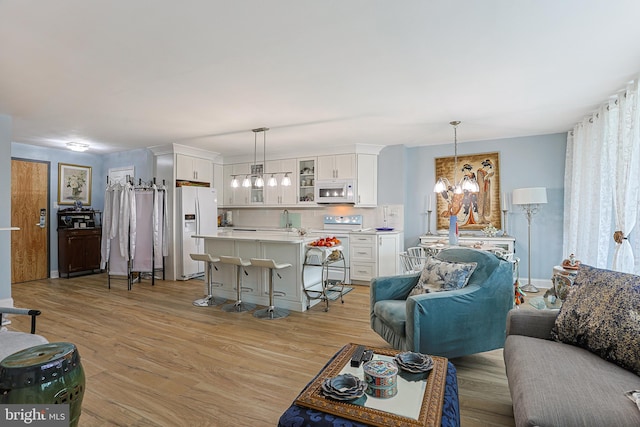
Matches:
[[294, 343, 448, 427]]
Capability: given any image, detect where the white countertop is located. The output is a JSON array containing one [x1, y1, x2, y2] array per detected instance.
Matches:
[[194, 230, 313, 244]]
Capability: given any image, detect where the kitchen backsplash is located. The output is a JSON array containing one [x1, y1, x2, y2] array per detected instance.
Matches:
[[219, 205, 404, 231]]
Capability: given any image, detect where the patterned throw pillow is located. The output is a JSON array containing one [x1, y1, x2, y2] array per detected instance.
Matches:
[[551, 264, 640, 376], [409, 257, 477, 296]]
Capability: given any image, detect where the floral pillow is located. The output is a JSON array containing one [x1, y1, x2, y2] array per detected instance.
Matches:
[[409, 257, 477, 296], [551, 264, 640, 376]]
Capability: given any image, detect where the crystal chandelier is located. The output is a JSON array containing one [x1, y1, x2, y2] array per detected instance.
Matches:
[[433, 121, 479, 204], [230, 128, 292, 188]]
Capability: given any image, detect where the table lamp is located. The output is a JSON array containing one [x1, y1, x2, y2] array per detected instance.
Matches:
[[512, 187, 547, 293]]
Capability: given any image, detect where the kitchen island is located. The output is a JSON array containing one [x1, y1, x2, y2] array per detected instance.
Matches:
[[194, 230, 327, 312]]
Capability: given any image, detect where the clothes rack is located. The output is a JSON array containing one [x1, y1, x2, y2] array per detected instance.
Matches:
[[101, 177, 168, 290]]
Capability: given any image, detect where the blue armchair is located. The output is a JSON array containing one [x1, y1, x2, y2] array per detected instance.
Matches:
[[370, 247, 514, 359]]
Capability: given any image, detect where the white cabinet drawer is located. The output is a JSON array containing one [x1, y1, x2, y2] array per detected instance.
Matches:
[[350, 235, 375, 245], [351, 245, 375, 261], [351, 262, 375, 281]]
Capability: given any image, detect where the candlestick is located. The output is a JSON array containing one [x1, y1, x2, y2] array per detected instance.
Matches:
[[502, 209, 509, 236], [426, 210, 433, 235]]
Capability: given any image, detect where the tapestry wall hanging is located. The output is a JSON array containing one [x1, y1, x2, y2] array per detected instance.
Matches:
[[435, 151, 501, 230]]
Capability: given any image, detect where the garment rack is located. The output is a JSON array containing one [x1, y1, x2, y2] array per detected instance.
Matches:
[[103, 177, 167, 290]]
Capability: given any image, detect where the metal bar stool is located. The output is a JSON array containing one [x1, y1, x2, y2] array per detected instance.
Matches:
[[219, 256, 256, 313], [250, 258, 291, 319], [189, 253, 226, 307]]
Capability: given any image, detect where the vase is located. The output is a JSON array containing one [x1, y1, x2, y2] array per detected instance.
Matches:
[[448, 215, 458, 245]]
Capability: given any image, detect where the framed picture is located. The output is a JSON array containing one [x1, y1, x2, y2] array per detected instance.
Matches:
[[435, 151, 501, 230], [58, 163, 92, 205]]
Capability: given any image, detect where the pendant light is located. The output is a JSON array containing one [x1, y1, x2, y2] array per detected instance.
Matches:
[[434, 121, 480, 196], [229, 127, 293, 188]]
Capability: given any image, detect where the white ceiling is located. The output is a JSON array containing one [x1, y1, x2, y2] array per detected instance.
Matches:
[[2, 1, 640, 158]]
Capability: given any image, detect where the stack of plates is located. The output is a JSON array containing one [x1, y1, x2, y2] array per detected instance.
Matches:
[[394, 352, 434, 373], [321, 374, 367, 401]]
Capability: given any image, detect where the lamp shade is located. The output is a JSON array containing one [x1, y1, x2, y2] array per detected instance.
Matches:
[[512, 187, 547, 205]]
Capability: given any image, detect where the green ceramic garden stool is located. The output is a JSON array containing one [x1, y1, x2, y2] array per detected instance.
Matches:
[[0, 342, 85, 427]]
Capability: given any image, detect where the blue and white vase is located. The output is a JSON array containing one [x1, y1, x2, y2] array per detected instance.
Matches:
[[448, 215, 458, 245]]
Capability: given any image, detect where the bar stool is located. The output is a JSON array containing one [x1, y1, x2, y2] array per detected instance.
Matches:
[[219, 256, 256, 313], [190, 254, 226, 307], [250, 258, 291, 319]]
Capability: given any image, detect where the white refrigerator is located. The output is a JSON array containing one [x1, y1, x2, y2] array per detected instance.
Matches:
[[176, 186, 218, 280]]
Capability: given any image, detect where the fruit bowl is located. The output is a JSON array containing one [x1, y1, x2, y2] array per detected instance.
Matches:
[[308, 236, 341, 247]]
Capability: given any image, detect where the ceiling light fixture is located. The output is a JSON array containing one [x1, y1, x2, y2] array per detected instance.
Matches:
[[230, 128, 292, 189], [434, 121, 480, 196], [66, 142, 89, 152]]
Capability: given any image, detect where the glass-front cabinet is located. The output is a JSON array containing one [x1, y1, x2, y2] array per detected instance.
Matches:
[[298, 158, 316, 204], [249, 163, 264, 204]]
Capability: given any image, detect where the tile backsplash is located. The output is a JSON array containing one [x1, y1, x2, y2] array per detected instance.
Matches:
[[219, 205, 404, 231]]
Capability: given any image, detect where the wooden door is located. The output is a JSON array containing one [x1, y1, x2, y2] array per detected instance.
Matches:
[[11, 159, 49, 282]]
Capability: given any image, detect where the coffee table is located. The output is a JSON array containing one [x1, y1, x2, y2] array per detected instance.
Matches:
[[278, 344, 460, 427]]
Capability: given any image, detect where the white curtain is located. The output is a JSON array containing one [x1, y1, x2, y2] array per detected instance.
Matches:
[[564, 77, 640, 274]]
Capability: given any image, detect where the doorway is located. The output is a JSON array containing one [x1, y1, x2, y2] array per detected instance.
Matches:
[[11, 158, 50, 283]]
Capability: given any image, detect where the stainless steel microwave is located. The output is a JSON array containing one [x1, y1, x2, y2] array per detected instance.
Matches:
[[315, 179, 355, 204]]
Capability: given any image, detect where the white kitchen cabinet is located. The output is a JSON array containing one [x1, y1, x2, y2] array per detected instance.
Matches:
[[176, 154, 213, 183], [297, 158, 317, 204], [350, 232, 403, 282], [317, 154, 356, 180], [265, 159, 297, 205], [356, 154, 377, 206], [224, 163, 251, 206], [213, 163, 224, 203]]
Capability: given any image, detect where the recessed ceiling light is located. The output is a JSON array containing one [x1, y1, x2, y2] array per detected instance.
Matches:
[[66, 142, 89, 152]]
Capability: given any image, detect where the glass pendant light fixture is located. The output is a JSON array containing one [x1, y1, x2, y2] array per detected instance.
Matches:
[[433, 121, 480, 195], [229, 127, 293, 188]]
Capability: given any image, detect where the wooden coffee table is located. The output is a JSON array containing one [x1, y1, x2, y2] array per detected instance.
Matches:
[[278, 343, 460, 427]]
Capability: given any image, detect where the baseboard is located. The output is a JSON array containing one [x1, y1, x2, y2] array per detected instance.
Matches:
[[51, 270, 59, 279]]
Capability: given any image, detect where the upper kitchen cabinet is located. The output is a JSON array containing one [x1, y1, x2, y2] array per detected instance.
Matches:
[[297, 158, 316, 204], [356, 154, 377, 206], [265, 159, 297, 205], [176, 153, 213, 184], [317, 154, 356, 180], [223, 163, 251, 206]]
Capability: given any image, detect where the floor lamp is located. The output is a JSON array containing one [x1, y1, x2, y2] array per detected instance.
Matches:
[[512, 187, 547, 293]]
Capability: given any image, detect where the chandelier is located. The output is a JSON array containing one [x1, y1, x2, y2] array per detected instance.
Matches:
[[230, 127, 292, 188], [433, 121, 479, 212]]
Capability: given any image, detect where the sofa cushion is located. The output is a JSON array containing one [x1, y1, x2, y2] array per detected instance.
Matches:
[[373, 300, 406, 337], [409, 257, 477, 295], [505, 335, 640, 427], [551, 264, 640, 376]]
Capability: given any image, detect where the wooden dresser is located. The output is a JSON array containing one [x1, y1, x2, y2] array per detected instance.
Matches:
[[57, 209, 102, 278]]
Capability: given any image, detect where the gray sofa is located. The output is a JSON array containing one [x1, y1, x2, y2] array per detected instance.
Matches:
[[504, 308, 640, 426]]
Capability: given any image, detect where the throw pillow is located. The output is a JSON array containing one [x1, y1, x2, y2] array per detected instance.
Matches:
[[551, 264, 640, 376], [409, 257, 477, 296]]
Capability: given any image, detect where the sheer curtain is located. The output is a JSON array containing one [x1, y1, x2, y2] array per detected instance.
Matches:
[[563, 77, 640, 274]]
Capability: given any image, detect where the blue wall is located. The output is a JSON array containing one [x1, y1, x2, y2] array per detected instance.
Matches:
[[378, 132, 567, 281], [10, 143, 155, 278]]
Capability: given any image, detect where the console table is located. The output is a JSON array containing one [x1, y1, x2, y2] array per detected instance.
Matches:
[[420, 234, 515, 253]]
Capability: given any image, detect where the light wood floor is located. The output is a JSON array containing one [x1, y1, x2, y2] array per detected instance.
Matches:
[[7, 274, 515, 426]]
